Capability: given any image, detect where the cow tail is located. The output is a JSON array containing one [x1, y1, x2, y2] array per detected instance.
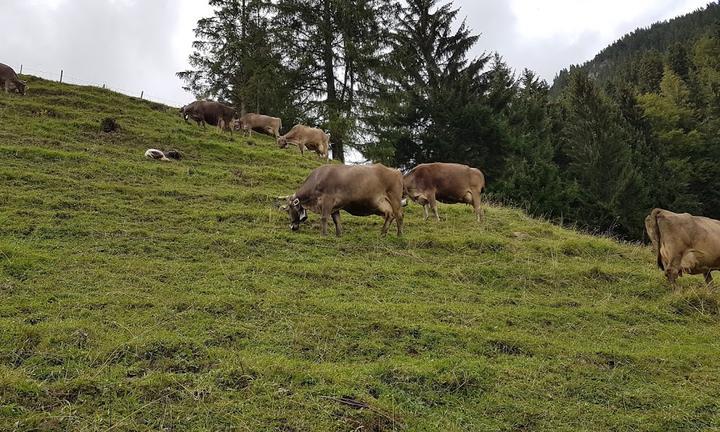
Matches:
[[651, 209, 664, 271]]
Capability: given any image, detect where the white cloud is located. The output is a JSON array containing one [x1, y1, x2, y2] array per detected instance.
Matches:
[[0, 0, 713, 105], [510, 0, 679, 40], [461, 0, 712, 81]]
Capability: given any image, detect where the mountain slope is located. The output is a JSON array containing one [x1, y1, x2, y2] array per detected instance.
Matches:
[[552, 2, 720, 92], [1, 77, 719, 431]]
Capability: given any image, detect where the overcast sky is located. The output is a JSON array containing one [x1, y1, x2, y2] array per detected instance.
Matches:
[[0, 0, 713, 107]]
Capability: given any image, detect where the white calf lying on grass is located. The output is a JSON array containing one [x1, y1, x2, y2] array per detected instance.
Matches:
[[144, 149, 183, 162], [145, 149, 170, 161]]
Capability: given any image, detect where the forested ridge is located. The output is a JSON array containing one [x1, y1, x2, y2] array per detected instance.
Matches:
[[180, 0, 720, 240], [553, 2, 720, 92]]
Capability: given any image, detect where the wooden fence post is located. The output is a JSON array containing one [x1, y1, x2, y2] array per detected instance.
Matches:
[[140, 91, 144, 100], [60, 70, 63, 83], [19, 65, 22, 74]]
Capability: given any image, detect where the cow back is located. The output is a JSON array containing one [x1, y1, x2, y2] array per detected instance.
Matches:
[[0, 63, 18, 81], [297, 164, 402, 209], [408, 163, 484, 200]]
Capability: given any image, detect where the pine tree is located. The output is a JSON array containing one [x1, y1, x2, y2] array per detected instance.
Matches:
[[499, 69, 566, 217], [558, 70, 643, 235], [178, 0, 295, 118], [668, 42, 691, 81], [635, 50, 664, 94], [362, 0, 496, 171], [273, 0, 392, 161]]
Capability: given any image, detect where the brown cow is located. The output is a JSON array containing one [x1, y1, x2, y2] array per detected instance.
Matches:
[[277, 125, 330, 161], [181, 100, 237, 134], [645, 208, 720, 289], [280, 164, 404, 237], [235, 113, 282, 138], [0, 63, 26, 95], [403, 163, 486, 222]]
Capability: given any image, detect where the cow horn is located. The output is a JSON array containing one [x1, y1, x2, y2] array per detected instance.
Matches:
[[280, 205, 289, 211], [276, 195, 290, 200]]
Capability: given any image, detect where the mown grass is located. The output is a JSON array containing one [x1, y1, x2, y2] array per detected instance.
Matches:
[[1, 76, 719, 431]]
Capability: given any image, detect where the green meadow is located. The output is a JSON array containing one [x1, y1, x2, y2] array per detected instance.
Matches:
[[1, 77, 719, 431]]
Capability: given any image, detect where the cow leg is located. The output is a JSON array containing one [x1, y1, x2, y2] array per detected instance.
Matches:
[[332, 211, 342, 237], [299, 144, 305, 156], [428, 196, 440, 222], [423, 205, 430, 221], [381, 214, 392, 236], [665, 268, 680, 291], [320, 206, 332, 237], [320, 216, 328, 236], [471, 190, 484, 222], [395, 206, 404, 237]]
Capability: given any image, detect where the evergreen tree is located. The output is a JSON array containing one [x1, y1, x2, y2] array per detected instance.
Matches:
[[273, 0, 392, 161], [498, 69, 566, 217], [558, 70, 643, 235], [667, 42, 691, 81], [638, 66, 702, 214], [178, 0, 299, 120], [363, 0, 497, 172], [635, 50, 664, 94]]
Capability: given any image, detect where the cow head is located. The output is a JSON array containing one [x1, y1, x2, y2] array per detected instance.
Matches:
[[402, 179, 425, 205], [277, 136, 288, 149], [279, 195, 308, 231], [231, 118, 243, 131], [179, 106, 190, 122], [16, 80, 27, 96]]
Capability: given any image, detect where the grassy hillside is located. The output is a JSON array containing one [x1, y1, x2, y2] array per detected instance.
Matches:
[[1, 77, 719, 431]]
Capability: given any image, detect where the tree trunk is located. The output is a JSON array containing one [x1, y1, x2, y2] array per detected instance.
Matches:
[[322, 0, 344, 162]]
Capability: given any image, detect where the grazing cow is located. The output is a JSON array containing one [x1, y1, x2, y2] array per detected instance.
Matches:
[[0, 63, 26, 95], [403, 163, 486, 222], [145, 149, 170, 161], [277, 125, 330, 161], [235, 113, 282, 138], [181, 100, 237, 134], [279, 164, 404, 237], [645, 208, 720, 289]]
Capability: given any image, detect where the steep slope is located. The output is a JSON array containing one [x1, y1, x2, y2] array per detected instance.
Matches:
[[1, 77, 720, 431], [552, 2, 720, 92]]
